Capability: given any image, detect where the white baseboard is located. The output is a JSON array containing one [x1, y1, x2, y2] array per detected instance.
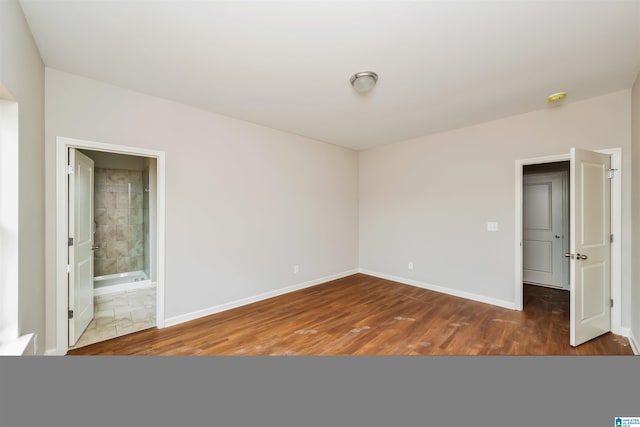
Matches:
[[164, 269, 359, 328], [629, 331, 639, 356], [614, 326, 630, 337], [359, 268, 518, 310], [45, 348, 63, 356]]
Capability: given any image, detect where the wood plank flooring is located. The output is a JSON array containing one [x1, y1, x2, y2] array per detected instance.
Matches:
[[68, 274, 634, 356]]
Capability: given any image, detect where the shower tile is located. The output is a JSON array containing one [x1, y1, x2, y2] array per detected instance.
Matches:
[[95, 208, 107, 225], [116, 256, 132, 272], [131, 193, 143, 209], [108, 170, 129, 185], [95, 258, 116, 276], [116, 225, 129, 242], [95, 191, 116, 209], [128, 171, 142, 185], [116, 192, 130, 209], [108, 209, 128, 226], [107, 241, 128, 259], [95, 168, 107, 184], [130, 208, 143, 225], [128, 240, 143, 256], [129, 225, 143, 242], [95, 224, 115, 243]]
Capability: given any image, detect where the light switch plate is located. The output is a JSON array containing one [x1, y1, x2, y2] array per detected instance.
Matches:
[[487, 222, 499, 231]]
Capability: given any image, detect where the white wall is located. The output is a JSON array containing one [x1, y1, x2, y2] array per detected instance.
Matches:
[[44, 69, 359, 351], [0, 0, 45, 352], [359, 91, 632, 327], [631, 72, 640, 350]]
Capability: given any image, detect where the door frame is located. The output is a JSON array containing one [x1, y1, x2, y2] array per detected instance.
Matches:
[[55, 136, 166, 355], [514, 148, 623, 336]]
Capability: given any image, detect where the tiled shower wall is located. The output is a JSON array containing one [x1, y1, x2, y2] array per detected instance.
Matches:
[[94, 168, 145, 276]]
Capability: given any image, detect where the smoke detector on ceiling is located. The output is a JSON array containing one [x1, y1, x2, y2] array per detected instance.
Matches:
[[547, 92, 568, 103]]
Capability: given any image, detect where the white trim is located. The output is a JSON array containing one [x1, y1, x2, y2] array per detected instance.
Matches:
[[0, 99, 19, 348], [514, 148, 623, 335], [359, 269, 517, 310], [54, 137, 166, 356], [165, 269, 359, 327], [628, 331, 639, 356], [0, 333, 34, 356], [604, 148, 622, 336], [514, 153, 569, 311], [93, 281, 155, 297]]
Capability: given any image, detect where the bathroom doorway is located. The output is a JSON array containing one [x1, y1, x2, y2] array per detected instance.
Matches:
[[55, 137, 165, 355], [69, 150, 157, 349]]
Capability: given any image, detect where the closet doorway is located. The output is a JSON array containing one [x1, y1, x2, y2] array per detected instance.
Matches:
[[515, 148, 622, 347], [522, 161, 570, 290]]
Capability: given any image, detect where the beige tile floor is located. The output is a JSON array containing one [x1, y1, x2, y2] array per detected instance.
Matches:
[[71, 286, 156, 349]]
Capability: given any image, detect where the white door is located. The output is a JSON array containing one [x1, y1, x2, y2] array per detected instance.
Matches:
[[570, 148, 611, 347], [68, 149, 95, 346], [523, 172, 567, 288]]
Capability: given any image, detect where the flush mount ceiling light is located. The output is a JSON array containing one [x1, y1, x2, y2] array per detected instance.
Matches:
[[350, 71, 378, 93], [547, 92, 568, 103]]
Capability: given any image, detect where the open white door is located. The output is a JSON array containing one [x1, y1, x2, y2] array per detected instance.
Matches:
[[68, 149, 95, 346], [569, 148, 611, 346]]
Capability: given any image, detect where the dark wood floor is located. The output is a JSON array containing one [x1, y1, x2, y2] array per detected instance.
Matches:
[[68, 274, 634, 356]]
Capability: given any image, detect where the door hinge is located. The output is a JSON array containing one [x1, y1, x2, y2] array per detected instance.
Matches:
[[610, 299, 614, 308], [68, 309, 74, 319], [67, 264, 70, 274], [67, 165, 74, 175], [608, 168, 617, 179], [68, 237, 73, 247], [610, 234, 614, 243]]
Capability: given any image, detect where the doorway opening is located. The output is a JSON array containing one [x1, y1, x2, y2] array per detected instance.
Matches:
[[55, 137, 165, 355], [514, 148, 623, 345], [68, 149, 157, 349], [522, 161, 570, 291]]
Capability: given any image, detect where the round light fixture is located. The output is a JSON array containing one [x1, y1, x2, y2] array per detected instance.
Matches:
[[350, 71, 378, 93], [547, 92, 567, 103]]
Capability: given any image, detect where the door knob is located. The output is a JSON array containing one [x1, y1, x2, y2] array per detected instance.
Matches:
[[555, 235, 561, 239], [91, 244, 100, 250], [577, 254, 588, 260], [564, 253, 573, 259]]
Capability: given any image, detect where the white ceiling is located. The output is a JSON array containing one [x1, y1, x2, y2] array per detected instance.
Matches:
[[20, 0, 640, 150]]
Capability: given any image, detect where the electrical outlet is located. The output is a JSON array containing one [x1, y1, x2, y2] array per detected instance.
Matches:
[[294, 265, 299, 274], [408, 261, 414, 270]]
